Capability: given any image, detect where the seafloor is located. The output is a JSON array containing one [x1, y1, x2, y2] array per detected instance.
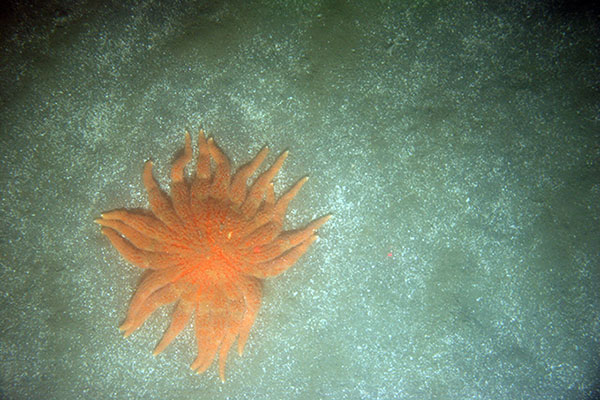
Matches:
[[1, 1, 598, 399]]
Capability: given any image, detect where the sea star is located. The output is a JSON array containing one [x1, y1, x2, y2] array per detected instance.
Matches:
[[95, 130, 329, 381]]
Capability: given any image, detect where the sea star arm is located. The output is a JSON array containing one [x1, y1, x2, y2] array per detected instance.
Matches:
[[239, 184, 277, 239], [271, 176, 309, 226], [120, 283, 179, 336], [191, 308, 227, 376], [240, 222, 280, 248], [143, 161, 182, 228], [170, 131, 192, 182], [244, 215, 331, 264], [229, 147, 269, 205], [195, 129, 211, 179], [119, 268, 179, 332], [95, 218, 163, 252], [241, 151, 288, 217], [207, 138, 231, 200], [190, 130, 212, 208], [98, 227, 149, 267], [217, 298, 244, 382], [98, 211, 170, 242], [170, 132, 193, 222], [153, 298, 194, 355], [248, 234, 318, 278], [237, 277, 262, 355], [96, 224, 186, 269]]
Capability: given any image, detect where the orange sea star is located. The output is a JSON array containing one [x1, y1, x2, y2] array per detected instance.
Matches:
[[95, 130, 330, 381]]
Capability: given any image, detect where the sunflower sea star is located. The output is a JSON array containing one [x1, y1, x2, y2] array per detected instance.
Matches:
[[95, 130, 330, 381]]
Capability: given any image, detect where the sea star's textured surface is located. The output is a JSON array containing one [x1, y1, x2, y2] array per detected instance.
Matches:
[[95, 130, 329, 381]]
